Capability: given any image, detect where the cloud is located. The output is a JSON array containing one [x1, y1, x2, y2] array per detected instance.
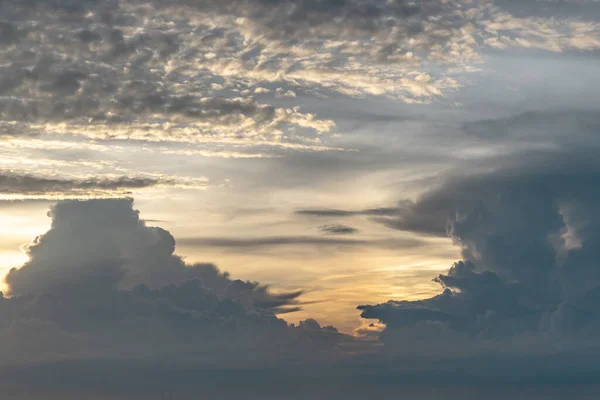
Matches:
[[2, 1, 600, 395], [357, 112, 600, 356], [1, 176, 600, 395], [482, 4, 600, 52], [297, 204, 447, 236], [178, 235, 424, 251], [0, 171, 157, 192], [0, 0, 343, 157], [2, 0, 597, 131], [0, 198, 351, 369], [318, 224, 359, 235], [462, 109, 600, 142], [1, 0, 598, 169], [297, 207, 400, 218], [0, 170, 209, 200], [178, 236, 370, 248]]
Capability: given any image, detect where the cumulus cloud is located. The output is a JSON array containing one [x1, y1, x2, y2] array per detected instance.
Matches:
[[357, 113, 600, 356], [0, 198, 350, 368]]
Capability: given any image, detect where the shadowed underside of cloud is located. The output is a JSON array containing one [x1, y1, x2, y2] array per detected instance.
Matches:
[[0, 198, 350, 369]]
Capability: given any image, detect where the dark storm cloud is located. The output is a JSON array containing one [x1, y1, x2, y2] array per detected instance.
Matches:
[[357, 109, 600, 355], [1, 199, 351, 370]]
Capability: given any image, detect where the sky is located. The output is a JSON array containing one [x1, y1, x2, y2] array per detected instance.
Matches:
[[2, 0, 600, 398]]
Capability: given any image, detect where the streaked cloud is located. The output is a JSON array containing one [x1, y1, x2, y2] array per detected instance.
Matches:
[[318, 224, 359, 235], [0, 170, 209, 200], [177, 235, 424, 250]]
